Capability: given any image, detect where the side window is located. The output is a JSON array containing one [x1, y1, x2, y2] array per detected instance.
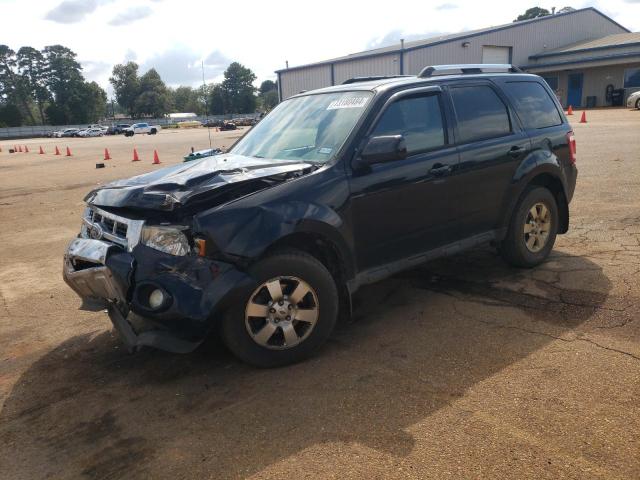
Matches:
[[503, 81, 562, 130], [450, 85, 511, 143], [371, 94, 446, 154]]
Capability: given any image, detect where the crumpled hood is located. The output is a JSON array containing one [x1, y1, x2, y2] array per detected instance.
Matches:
[[85, 153, 314, 211]]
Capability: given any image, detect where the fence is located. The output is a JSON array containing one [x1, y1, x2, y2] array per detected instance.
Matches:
[[0, 113, 261, 140]]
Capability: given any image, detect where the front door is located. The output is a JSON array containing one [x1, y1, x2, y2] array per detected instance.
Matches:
[[567, 73, 583, 108], [349, 89, 459, 272]]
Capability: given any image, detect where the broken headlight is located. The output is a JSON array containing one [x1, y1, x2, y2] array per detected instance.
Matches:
[[141, 225, 190, 256]]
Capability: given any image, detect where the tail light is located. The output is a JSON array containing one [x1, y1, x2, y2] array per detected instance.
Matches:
[[566, 131, 576, 165]]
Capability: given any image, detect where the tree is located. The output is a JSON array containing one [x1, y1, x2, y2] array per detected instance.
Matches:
[[0, 103, 23, 127], [16, 46, 50, 124], [171, 85, 202, 114], [257, 79, 278, 111], [222, 62, 257, 114], [208, 83, 226, 115], [134, 68, 171, 117], [514, 7, 551, 22], [259, 80, 276, 95], [0, 45, 35, 124], [110, 62, 140, 117], [557, 6, 575, 14]]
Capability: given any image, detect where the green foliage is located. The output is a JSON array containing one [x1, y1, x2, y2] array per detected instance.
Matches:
[[259, 80, 276, 95], [0, 43, 107, 126], [221, 62, 257, 114], [110, 62, 140, 117], [0, 103, 23, 126], [514, 7, 551, 22]]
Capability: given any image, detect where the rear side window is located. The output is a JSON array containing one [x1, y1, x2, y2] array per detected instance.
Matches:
[[503, 81, 562, 129], [450, 85, 511, 143], [371, 94, 446, 154]]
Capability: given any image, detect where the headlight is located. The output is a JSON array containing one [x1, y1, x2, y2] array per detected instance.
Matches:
[[141, 225, 190, 256]]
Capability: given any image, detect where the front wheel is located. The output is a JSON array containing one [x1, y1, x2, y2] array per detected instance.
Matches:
[[221, 250, 338, 367], [501, 186, 559, 268]]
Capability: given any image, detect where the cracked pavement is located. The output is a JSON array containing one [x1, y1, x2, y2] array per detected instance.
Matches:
[[0, 111, 639, 479]]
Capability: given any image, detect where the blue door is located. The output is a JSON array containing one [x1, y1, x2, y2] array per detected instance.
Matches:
[[567, 73, 583, 108]]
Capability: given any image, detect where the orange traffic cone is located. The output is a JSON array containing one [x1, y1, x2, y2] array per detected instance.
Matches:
[[579, 111, 587, 123], [132, 148, 140, 162], [18, 145, 22, 152], [152, 150, 161, 164], [24, 145, 29, 153], [104, 148, 111, 160], [55, 146, 61, 155], [567, 105, 573, 115], [66, 146, 72, 156], [39, 146, 45, 154]]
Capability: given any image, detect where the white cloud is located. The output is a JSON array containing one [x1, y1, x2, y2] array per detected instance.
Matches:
[[45, 0, 112, 24], [108, 5, 153, 26]]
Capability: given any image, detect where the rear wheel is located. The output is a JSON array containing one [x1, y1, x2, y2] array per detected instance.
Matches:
[[501, 186, 558, 268], [221, 250, 338, 367]]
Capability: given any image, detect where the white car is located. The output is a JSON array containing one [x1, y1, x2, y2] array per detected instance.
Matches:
[[78, 128, 105, 137], [53, 128, 78, 138], [123, 122, 161, 137], [627, 91, 640, 109]]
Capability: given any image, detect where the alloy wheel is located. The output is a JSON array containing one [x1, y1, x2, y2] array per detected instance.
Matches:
[[245, 276, 319, 350], [524, 202, 552, 253]]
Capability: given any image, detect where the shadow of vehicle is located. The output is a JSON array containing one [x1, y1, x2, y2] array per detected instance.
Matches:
[[0, 248, 611, 479]]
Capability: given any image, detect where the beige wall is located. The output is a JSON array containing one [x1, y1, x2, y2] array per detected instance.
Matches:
[[540, 63, 640, 108]]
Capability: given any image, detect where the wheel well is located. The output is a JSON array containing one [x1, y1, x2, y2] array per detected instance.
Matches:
[[262, 232, 352, 316], [528, 173, 569, 233]]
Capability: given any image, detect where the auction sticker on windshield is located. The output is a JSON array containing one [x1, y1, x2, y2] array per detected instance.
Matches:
[[326, 97, 369, 110]]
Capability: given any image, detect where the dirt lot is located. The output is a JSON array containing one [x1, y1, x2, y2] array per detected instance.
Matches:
[[1, 111, 639, 479]]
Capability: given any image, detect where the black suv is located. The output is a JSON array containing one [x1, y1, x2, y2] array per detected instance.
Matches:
[[63, 64, 577, 367]]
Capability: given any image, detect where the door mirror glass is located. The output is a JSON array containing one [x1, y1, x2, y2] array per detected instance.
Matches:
[[359, 135, 408, 165]]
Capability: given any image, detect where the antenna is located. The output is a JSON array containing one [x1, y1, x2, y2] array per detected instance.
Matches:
[[202, 61, 212, 149]]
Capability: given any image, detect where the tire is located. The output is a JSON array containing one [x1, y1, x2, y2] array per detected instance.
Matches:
[[636, 98, 640, 110], [501, 186, 559, 268], [150, 128, 157, 135], [221, 250, 338, 367]]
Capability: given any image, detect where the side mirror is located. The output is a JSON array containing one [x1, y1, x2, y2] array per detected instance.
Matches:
[[358, 135, 408, 166]]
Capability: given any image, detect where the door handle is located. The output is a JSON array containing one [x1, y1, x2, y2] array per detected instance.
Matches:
[[508, 146, 525, 157], [429, 163, 451, 177]]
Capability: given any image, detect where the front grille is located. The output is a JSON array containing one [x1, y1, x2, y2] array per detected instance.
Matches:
[[80, 207, 144, 251]]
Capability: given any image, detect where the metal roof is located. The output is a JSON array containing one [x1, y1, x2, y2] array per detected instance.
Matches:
[[275, 7, 630, 73], [529, 32, 640, 59], [287, 72, 540, 98]]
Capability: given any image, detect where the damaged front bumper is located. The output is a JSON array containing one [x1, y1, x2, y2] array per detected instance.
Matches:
[[63, 238, 252, 353]]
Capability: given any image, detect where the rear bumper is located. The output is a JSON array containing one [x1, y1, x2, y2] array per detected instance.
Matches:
[[63, 238, 252, 353]]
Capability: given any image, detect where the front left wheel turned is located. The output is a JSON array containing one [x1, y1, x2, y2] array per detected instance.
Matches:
[[221, 250, 339, 367]]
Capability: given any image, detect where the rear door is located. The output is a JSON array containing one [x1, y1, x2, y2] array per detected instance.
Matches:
[[446, 81, 531, 239], [349, 87, 459, 271]]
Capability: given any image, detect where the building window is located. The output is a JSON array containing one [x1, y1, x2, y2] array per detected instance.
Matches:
[[624, 68, 640, 88], [542, 75, 559, 91]]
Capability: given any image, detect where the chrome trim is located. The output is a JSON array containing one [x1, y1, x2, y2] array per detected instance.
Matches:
[[80, 206, 144, 251], [63, 238, 127, 304]]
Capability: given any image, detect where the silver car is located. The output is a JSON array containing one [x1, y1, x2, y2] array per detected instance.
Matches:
[[627, 90, 640, 109]]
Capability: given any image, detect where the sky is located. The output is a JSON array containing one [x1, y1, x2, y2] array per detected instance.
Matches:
[[2, 0, 639, 97]]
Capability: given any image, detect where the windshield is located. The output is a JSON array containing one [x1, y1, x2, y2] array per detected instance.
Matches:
[[232, 91, 373, 163]]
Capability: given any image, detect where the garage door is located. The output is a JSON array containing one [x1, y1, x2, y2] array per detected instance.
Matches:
[[482, 46, 510, 64]]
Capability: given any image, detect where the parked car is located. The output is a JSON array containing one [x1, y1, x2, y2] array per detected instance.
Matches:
[[106, 124, 131, 135], [219, 121, 237, 131], [60, 128, 80, 137], [202, 119, 224, 128], [123, 123, 161, 136], [63, 64, 577, 367], [627, 90, 640, 109], [78, 127, 105, 137]]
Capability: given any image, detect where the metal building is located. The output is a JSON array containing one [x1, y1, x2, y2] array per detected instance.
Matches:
[[276, 8, 640, 108]]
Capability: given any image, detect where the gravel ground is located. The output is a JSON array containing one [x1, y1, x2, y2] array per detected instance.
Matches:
[[0, 111, 639, 479]]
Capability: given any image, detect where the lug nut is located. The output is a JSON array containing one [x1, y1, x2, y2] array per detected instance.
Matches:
[[269, 308, 276, 313], [278, 300, 284, 306], [288, 304, 292, 310], [286, 316, 291, 321]]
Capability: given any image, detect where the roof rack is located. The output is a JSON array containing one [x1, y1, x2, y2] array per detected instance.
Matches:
[[418, 64, 522, 78], [342, 75, 412, 84]]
